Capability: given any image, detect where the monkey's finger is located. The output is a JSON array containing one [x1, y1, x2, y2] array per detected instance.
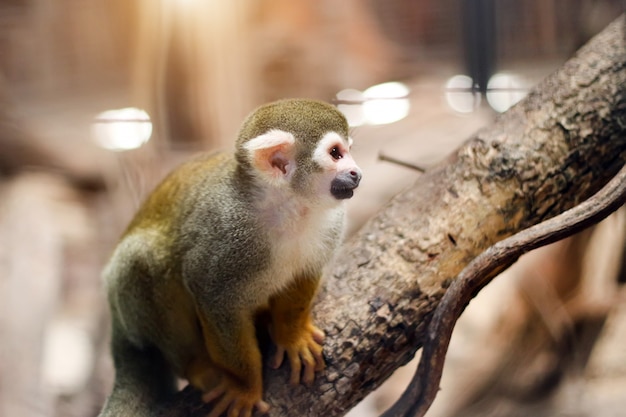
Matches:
[[300, 349, 316, 385], [237, 408, 252, 417], [312, 345, 325, 371], [270, 346, 286, 369], [288, 352, 303, 385], [230, 398, 269, 417], [228, 401, 245, 417], [255, 400, 270, 414], [311, 326, 325, 344], [207, 396, 231, 417], [202, 385, 226, 403]]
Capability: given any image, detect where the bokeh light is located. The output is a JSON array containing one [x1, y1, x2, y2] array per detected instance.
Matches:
[[337, 82, 411, 127], [363, 82, 411, 125], [445, 74, 481, 114], [486, 72, 528, 113], [337, 89, 366, 127], [92, 108, 152, 151]]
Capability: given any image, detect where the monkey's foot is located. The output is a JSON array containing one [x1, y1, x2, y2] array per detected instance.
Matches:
[[202, 380, 269, 417], [270, 323, 325, 385], [186, 358, 220, 393]]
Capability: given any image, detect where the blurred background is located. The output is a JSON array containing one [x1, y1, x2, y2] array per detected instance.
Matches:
[[0, 1, 624, 416]]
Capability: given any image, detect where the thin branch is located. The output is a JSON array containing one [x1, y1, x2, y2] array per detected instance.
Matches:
[[382, 162, 626, 417], [378, 153, 427, 173]]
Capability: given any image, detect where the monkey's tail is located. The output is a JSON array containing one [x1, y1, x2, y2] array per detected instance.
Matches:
[[99, 322, 177, 417]]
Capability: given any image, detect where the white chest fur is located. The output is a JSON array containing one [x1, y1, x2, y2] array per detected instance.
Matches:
[[254, 194, 345, 295]]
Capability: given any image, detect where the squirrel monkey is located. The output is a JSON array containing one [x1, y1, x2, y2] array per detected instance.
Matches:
[[100, 99, 362, 417]]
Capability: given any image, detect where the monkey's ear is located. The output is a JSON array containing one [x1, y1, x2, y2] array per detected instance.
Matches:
[[242, 129, 296, 181]]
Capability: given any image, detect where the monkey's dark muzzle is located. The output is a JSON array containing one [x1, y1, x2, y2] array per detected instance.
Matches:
[[331, 170, 362, 200]]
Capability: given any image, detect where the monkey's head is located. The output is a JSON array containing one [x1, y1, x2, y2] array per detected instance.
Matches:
[[236, 99, 362, 204]]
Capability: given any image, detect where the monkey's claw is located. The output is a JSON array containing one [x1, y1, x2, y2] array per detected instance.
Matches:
[[203, 380, 269, 417], [271, 324, 325, 385]]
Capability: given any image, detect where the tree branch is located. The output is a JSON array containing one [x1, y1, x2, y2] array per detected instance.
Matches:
[[381, 160, 626, 417]]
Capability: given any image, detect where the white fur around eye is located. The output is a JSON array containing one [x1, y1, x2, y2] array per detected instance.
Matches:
[[243, 129, 295, 152], [312, 132, 349, 169]]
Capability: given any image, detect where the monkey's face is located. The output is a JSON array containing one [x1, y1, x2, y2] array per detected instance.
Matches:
[[241, 128, 361, 205], [237, 98, 362, 205], [309, 132, 362, 202]]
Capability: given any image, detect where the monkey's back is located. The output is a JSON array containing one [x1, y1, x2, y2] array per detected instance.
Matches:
[[104, 151, 261, 368]]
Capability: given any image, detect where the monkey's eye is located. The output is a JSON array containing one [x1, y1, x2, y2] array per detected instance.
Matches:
[[329, 146, 343, 160]]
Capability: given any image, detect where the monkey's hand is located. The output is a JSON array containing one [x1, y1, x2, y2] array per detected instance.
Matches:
[[270, 320, 325, 385], [202, 377, 270, 417]]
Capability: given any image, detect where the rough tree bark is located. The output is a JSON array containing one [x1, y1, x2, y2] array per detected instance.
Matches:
[[171, 15, 626, 417]]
